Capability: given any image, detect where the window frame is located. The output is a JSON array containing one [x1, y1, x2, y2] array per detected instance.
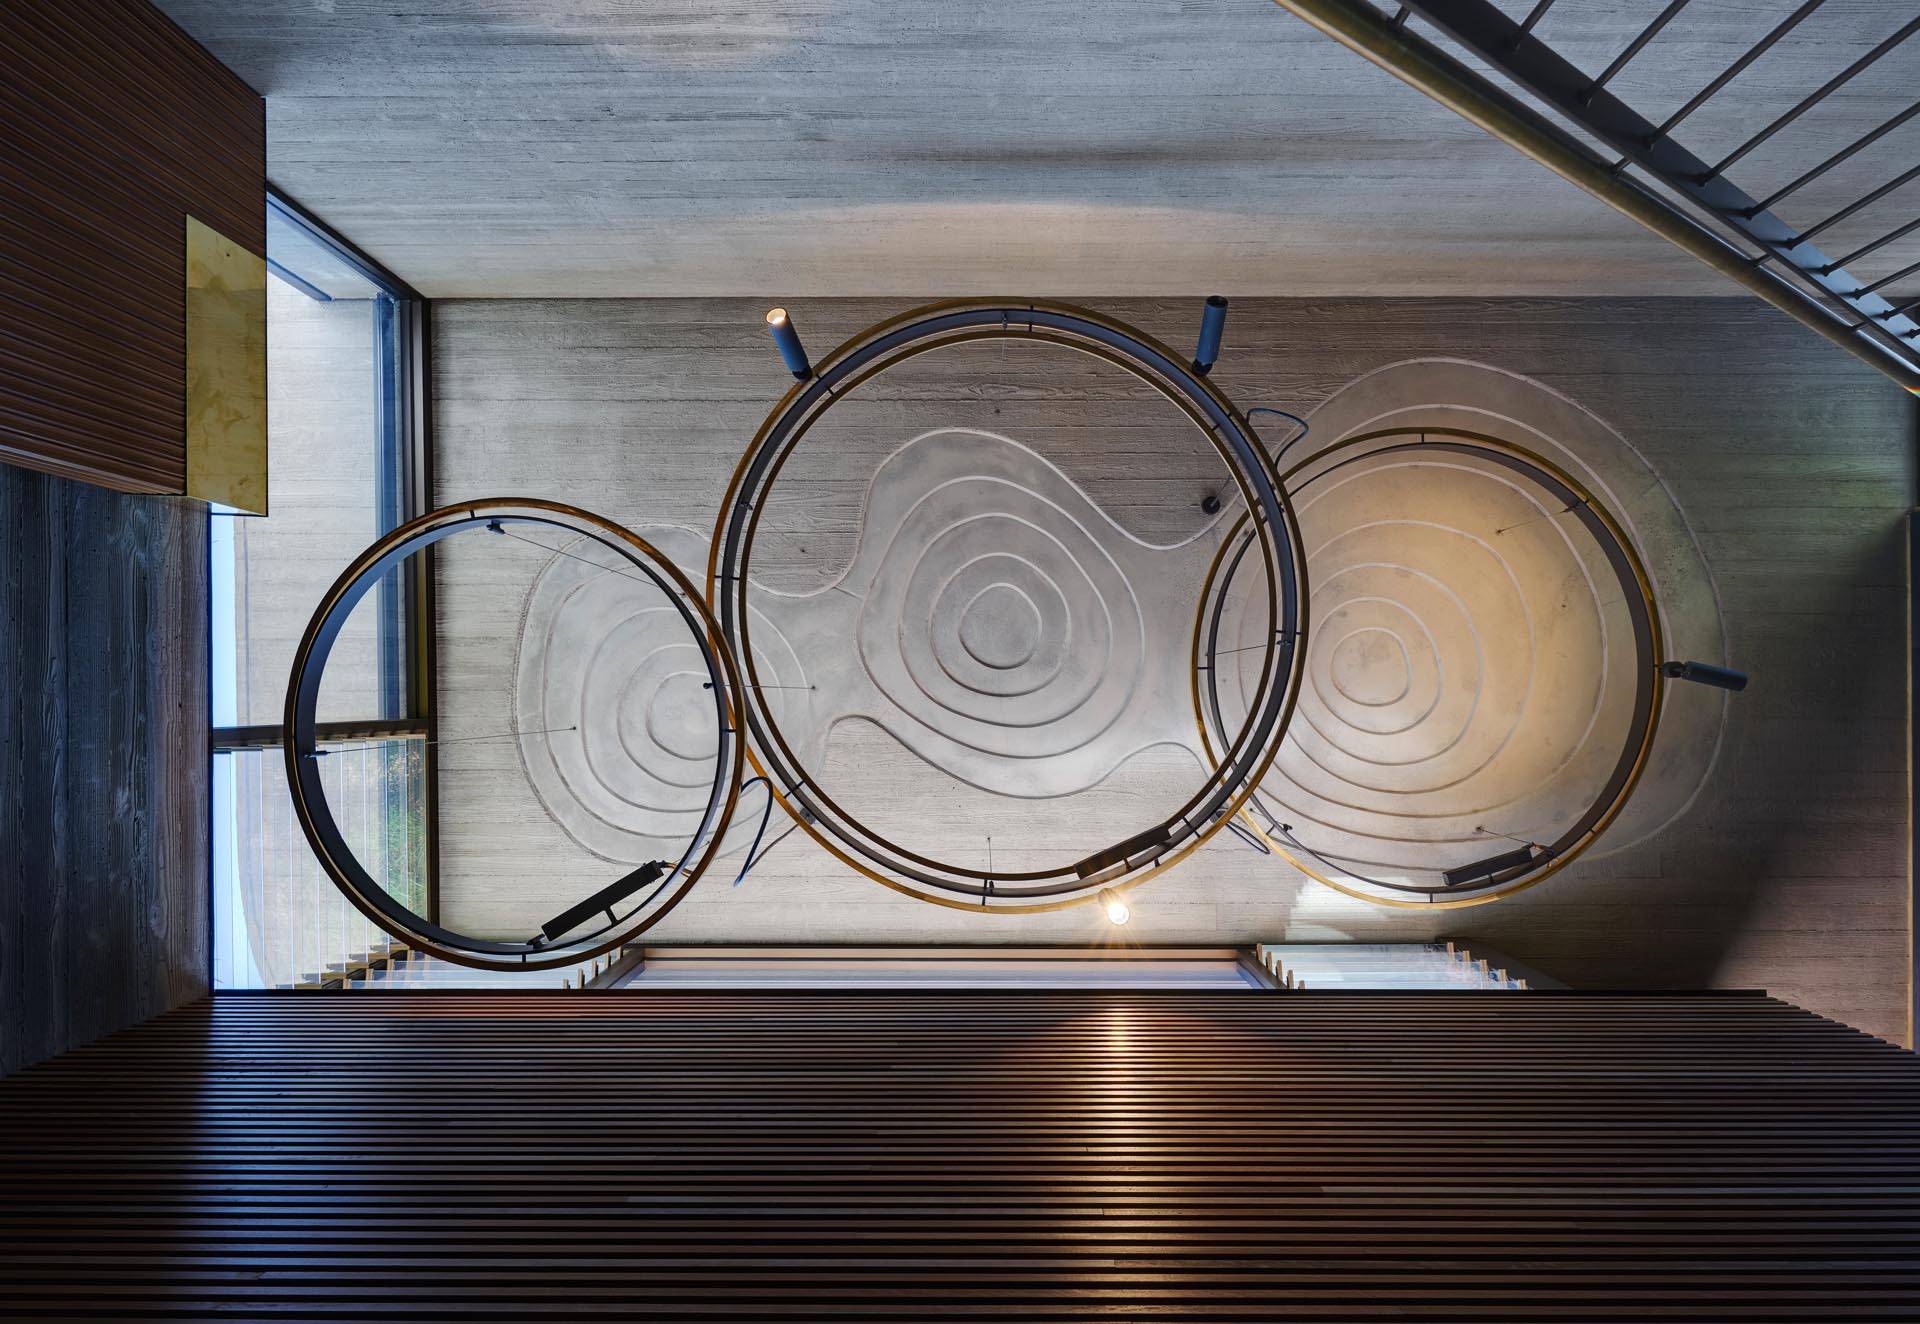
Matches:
[[211, 186, 439, 946]]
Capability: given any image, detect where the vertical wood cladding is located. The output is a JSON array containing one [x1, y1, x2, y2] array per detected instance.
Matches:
[[0, 0, 264, 492], [0, 464, 209, 1077], [0, 991, 1915, 1318]]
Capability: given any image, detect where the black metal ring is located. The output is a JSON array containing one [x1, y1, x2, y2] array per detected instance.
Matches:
[[710, 300, 1308, 910], [284, 499, 744, 969]]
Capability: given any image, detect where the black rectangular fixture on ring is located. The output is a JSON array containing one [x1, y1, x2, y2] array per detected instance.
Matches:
[[1442, 844, 1539, 889], [535, 860, 669, 945], [1075, 825, 1175, 881]]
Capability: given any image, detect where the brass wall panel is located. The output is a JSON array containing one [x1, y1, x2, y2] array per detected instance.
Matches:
[[183, 216, 266, 512]]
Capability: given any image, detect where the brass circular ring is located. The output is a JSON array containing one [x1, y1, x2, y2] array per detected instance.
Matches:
[[1193, 427, 1664, 908], [711, 300, 1308, 912], [284, 499, 745, 969]]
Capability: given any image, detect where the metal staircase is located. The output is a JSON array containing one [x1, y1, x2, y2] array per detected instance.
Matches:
[[1273, 0, 1920, 394], [1252, 941, 1558, 989], [288, 941, 643, 990]]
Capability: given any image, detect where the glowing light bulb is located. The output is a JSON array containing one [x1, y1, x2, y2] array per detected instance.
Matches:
[[1105, 896, 1131, 926]]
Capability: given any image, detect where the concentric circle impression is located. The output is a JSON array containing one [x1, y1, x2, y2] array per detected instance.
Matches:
[[858, 495, 1138, 752], [515, 526, 807, 865], [1199, 431, 1660, 906], [712, 300, 1308, 911], [285, 500, 745, 969], [948, 576, 1050, 678]]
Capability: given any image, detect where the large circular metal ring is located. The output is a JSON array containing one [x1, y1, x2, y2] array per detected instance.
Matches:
[[710, 300, 1308, 911], [1195, 428, 1663, 907], [285, 499, 745, 968]]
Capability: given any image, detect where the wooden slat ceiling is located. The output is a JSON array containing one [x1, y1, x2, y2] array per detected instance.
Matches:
[[1, 990, 1916, 1318], [1, 0, 263, 492]]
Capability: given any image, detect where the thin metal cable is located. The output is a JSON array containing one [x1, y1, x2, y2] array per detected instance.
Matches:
[[1801, 163, 1920, 243], [1630, 0, 1825, 152], [1749, 98, 1920, 213], [1709, 15, 1920, 180], [1587, 0, 1694, 98], [1828, 215, 1920, 270]]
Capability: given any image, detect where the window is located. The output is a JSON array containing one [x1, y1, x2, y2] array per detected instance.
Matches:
[[210, 189, 433, 989]]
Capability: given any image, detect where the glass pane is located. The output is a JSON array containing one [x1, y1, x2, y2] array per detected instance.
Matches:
[[218, 276, 400, 726], [212, 741, 615, 991], [212, 742, 426, 989], [211, 195, 468, 987]]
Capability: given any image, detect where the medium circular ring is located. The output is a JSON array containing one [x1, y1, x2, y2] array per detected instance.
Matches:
[[1195, 428, 1663, 907], [284, 499, 744, 968], [710, 300, 1308, 911]]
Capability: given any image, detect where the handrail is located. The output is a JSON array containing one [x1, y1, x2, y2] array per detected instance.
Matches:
[[1269, 0, 1920, 395]]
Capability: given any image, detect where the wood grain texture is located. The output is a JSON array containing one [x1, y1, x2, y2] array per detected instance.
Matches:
[[152, 0, 1920, 301], [1, 0, 263, 492], [430, 296, 1916, 1044], [0, 465, 210, 1078], [0, 990, 1915, 1319]]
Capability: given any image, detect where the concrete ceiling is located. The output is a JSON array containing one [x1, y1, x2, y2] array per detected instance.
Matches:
[[157, 0, 1920, 300]]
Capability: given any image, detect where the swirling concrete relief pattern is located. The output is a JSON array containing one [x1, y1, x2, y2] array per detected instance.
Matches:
[[512, 363, 1719, 903], [820, 428, 1226, 796], [515, 523, 812, 865], [516, 429, 1237, 864], [1211, 359, 1724, 900]]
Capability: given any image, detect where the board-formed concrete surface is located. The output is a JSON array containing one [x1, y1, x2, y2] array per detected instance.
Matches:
[[512, 431, 1256, 881], [158, 1, 1920, 302], [430, 296, 1915, 1044]]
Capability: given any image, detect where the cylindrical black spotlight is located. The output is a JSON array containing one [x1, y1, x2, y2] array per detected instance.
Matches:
[[766, 307, 813, 381], [1661, 660, 1748, 692], [1192, 295, 1229, 376]]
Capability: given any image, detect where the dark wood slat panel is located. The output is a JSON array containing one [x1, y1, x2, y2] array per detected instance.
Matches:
[[0, 419, 181, 493], [0, 301, 187, 399], [6, 40, 262, 225], [0, 356, 187, 441], [0, 0, 262, 493], [0, 992, 1913, 1319]]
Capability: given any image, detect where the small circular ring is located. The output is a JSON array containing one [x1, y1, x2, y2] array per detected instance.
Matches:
[[284, 499, 744, 968], [710, 300, 1308, 911]]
